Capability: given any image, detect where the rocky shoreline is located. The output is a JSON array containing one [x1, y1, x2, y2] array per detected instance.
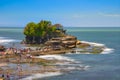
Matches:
[[0, 35, 104, 56], [0, 37, 106, 79], [0, 37, 107, 80]]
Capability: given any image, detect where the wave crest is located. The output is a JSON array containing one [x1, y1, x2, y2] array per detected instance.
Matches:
[[35, 55, 75, 62], [0, 37, 21, 44]]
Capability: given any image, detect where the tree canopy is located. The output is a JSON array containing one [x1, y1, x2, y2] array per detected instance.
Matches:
[[23, 20, 66, 44]]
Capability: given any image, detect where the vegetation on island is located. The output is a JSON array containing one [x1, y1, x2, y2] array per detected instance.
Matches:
[[23, 20, 66, 44], [0, 20, 104, 55], [23, 20, 104, 54]]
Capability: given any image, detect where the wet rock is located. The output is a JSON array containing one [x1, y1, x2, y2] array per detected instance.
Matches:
[[0, 45, 5, 51], [77, 43, 90, 48]]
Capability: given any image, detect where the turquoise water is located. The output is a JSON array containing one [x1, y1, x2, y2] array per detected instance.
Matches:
[[0, 27, 120, 80]]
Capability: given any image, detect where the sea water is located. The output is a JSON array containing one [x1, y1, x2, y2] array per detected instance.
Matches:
[[0, 27, 120, 80]]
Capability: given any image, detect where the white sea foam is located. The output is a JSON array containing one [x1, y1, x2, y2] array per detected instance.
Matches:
[[74, 48, 114, 54], [0, 39, 16, 43], [81, 41, 105, 47], [101, 48, 114, 54], [19, 72, 62, 80], [23, 55, 90, 79], [0, 37, 20, 44], [80, 41, 114, 54], [34, 55, 90, 71], [35, 55, 75, 62], [83, 65, 91, 70]]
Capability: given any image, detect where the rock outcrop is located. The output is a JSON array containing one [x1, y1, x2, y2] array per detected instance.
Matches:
[[45, 35, 77, 49], [0, 45, 5, 51]]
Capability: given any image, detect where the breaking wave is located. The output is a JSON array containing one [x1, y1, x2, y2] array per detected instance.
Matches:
[[78, 41, 114, 54], [0, 37, 21, 44], [81, 41, 105, 46], [35, 55, 75, 62], [101, 48, 114, 54]]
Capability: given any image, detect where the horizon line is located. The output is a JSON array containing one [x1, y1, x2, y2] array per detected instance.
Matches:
[[0, 26, 120, 28]]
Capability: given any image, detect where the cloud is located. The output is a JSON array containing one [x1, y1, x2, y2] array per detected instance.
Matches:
[[98, 13, 120, 17]]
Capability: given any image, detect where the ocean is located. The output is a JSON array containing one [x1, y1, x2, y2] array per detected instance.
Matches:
[[0, 27, 120, 80]]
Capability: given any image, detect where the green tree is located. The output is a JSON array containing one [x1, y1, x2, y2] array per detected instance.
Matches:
[[24, 22, 37, 43], [23, 20, 65, 44], [37, 20, 52, 43]]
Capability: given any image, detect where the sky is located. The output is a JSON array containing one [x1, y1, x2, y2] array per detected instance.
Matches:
[[0, 0, 120, 27]]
